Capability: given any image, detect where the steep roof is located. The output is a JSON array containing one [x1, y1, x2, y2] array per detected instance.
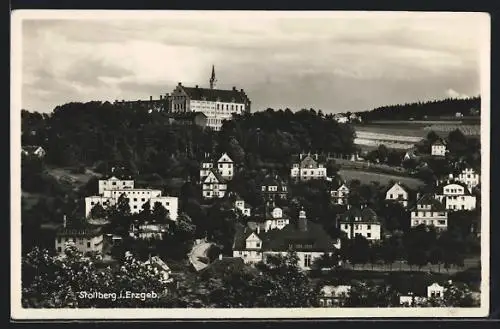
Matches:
[[233, 220, 338, 252], [339, 206, 380, 223], [261, 175, 288, 188], [181, 86, 250, 104], [204, 168, 227, 184], [412, 194, 446, 211], [386, 182, 411, 195], [437, 181, 472, 195], [433, 139, 446, 146], [22, 145, 43, 153]]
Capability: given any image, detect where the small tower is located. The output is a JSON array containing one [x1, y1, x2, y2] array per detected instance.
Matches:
[[209, 65, 217, 90]]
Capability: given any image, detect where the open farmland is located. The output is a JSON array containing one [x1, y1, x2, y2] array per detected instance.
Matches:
[[338, 169, 425, 189]]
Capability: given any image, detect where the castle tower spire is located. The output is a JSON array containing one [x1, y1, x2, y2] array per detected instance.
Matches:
[[209, 65, 217, 89]]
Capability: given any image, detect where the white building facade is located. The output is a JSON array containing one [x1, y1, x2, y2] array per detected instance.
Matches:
[[290, 154, 327, 181], [410, 195, 448, 230], [202, 169, 228, 199], [456, 168, 480, 192], [431, 141, 447, 156], [385, 182, 410, 207], [331, 184, 349, 205], [435, 183, 477, 211]]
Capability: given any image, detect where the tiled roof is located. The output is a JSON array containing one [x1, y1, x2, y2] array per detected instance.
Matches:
[[386, 182, 411, 195], [436, 181, 472, 195], [205, 168, 227, 183], [233, 220, 338, 252], [339, 206, 380, 223], [181, 86, 250, 104], [412, 194, 446, 211]]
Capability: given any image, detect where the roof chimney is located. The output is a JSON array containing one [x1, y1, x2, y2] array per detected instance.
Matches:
[[232, 86, 236, 91], [298, 208, 307, 232], [196, 85, 199, 88], [160, 95, 162, 100], [150, 96, 153, 101]]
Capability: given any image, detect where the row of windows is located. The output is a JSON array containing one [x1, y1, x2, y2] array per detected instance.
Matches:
[[413, 219, 447, 225], [261, 186, 287, 192], [448, 204, 467, 210], [413, 211, 447, 217], [343, 224, 373, 230], [447, 196, 466, 200], [445, 188, 463, 194], [105, 181, 131, 186], [388, 193, 406, 199]]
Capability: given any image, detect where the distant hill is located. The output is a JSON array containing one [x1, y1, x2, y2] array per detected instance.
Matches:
[[356, 97, 481, 122]]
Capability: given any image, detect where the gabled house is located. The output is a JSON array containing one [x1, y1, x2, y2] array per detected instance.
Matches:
[[232, 209, 340, 270], [330, 182, 350, 205], [231, 193, 252, 217], [333, 113, 348, 124], [202, 168, 228, 199], [98, 176, 135, 195], [338, 205, 382, 240], [22, 145, 46, 158], [431, 139, 447, 156], [435, 182, 477, 211], [290, 153, 327, 181], [399, 282, 446, 306], [410, 194, 448, 230], [199, 152, 234, 181], [385, 182, 410, 207]]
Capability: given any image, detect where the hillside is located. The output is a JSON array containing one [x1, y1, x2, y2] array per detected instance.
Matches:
[[357, 97, 481, 122]]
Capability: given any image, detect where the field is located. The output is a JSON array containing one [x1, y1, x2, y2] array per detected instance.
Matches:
[[338, 169, 425, 189]]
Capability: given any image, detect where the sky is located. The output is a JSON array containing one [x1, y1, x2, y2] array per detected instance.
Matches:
[[18, 11, 488, 114]]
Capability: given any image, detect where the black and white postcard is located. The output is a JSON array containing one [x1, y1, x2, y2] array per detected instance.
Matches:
[[11, 10, 490, 319]]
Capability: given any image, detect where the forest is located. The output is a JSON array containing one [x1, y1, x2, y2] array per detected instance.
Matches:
[[357, 97, 481, 122]]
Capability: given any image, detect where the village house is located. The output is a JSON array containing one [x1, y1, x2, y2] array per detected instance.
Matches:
[[247, 205, 291, 233], [338, 205, 382, 241], [21, 145, 46, 158], [431, 139, 447, 156], [202, 168, 228, 199], [385, 182, 410, 207], [435, 182, 477, 211], [261, 175, 289, 201], [55, 216, 104, 255], [399, 282, 446, 306], [410, 194, 448, 230], [199, 152, 234, 182], [290, 153, 327, 181], [330, 182, 350, 205], [232, 209, 340, 270], [231, 194, 252, 217], [455, 167, 480, 192], [333, 113, 348, 124], [318, 285, 352, 307]]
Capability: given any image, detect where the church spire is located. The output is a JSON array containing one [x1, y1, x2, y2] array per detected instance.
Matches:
[[209, 65, 217, 89]]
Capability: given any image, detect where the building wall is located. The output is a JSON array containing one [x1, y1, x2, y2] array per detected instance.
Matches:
[[385, 184, 409, 207], [291, 167, 327, 180], [340, 222, 381, 240], [410, 210, 448, 229], [202, 183, 227, 199], [443, 195, 476, 211], [200, 162, 214, 180], [190, 100, 246, 131], [85, 196, 113, 217], [264, 218, 289, 231], [216, 161, 234, 180], [331, 186, 349, 205], [55, 234, 103, 254], [432, 145, 446, 156]]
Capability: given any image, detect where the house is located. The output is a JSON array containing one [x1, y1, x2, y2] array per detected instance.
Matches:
[[455, 168, 480, 192], [55, 216, 103, 255], [98, 176, 135, 195], [431, 140, 447, 156], [144, 256, 173, 284], [248, 205, 290, 232], [232, 209, 340, 270], [168, 111, 207, 128], [200, 152, 234, 181], [318, 285, 352, 307], [261, 175, 288, 201], [233, 196, 252, 217], [338, 205, 382, 241], [455, 112, 463, 118], [22, 145, 46, 158], [435, 182, 477, 211], [169, 66, 251, 131], [385, 182, 410, 207], [399, 282, 446, 306], [129, 222, 169, 240], [330, 182, 350, 205], [333, 113, 348, 124], [290, 153, 327, 181], [114, 94, 171, 112], [410, 194, 448, 230], [403, 148, 418, 162], [85, 188, 179, 221], [202, 168, 228, 199]]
